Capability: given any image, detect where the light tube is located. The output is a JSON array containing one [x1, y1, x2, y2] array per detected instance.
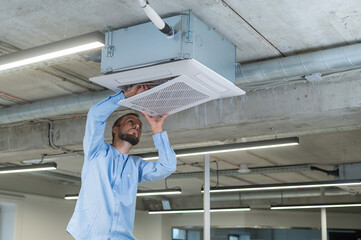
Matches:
[[0, 162, 57, 174], [64, 195, 79, 200], [137, 189, 182, 196], [141, 137, 299, 160], [65, 188, 182, 200], [271, 203, 361, 210], [208, 179, 361, 193], [149, 207, 251, 215], [0, 32, 104, 72], [150, 209, 204, 214]]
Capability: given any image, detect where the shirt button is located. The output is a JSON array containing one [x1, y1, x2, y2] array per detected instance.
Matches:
[[128, 174, 130, 177]]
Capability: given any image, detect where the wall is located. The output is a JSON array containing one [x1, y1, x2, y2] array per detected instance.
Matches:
[[0, 190, 163, 240], [19, 195, 75, 240], [134, 211, 162, 240], [1, 190, 361, 240], [161, 210, 361, 239], [0, 191, 75, 240]]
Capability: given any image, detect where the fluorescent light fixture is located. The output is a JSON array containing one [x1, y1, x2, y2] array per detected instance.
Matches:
[[0, 162, 57, 174], [64, 194, 79, 200], [206, 179, 361, 193], [137, 188, 182, 196], [141, 137, 299, 160], [271, 202, 361, 210], [149, 207, 251, 215], [0, 32, 104, 72], [65, 188, 182, 200]]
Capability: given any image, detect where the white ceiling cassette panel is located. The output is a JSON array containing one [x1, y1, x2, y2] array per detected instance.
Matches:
[[90, 59, 245, 116]]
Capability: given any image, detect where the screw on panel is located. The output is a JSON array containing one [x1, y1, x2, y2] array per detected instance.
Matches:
[[185, 31, 193, 43], [183, 53, 192, 59]]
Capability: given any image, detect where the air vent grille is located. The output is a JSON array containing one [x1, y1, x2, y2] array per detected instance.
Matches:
[[120, 76, 212, 116]]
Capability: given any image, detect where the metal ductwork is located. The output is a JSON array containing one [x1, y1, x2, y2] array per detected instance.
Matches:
[[236, 43, 361, 85], [210, 188, 349, 201], [0, 90, 113, 124]]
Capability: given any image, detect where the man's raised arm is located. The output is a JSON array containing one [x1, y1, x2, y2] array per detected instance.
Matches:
[[83, 91, 125, 160], [138, 113, 177, 182], [83, 85, 149, 161]]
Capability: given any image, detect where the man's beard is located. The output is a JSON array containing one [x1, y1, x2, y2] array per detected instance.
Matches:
[[118, 133, 139, 146]]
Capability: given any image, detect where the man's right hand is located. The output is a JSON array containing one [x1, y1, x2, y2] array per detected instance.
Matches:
[[124, 85, 150, 98], [141, 112, 169, 135]]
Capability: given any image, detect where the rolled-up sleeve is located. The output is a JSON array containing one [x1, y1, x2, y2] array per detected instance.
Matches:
[[138, 131, 176, 182]]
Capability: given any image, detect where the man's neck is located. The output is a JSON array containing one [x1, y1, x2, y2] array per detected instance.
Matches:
[[111, 140, 133, 155]]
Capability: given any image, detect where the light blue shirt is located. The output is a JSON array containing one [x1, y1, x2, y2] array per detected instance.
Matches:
[[67, 91, 176, 239]]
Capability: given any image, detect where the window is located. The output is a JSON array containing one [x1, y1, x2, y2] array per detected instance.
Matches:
[[0, 202, 16, 240], [173, 228, 187, 240], [229, 234, 240, 240]]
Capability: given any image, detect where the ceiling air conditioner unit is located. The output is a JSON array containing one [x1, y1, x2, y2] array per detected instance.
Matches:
[[90, 12, 245, 116]]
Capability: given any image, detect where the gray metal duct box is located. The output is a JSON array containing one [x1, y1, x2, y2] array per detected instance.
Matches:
[[337, 163, 361, 180], [101, 12, 236, 82], [93, 12, 244, 117]]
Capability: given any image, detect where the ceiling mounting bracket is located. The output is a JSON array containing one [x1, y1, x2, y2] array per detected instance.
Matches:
[[106, 27, 114, 58]]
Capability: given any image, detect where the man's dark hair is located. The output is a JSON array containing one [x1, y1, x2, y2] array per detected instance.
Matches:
[[112, 113, 140, 142]]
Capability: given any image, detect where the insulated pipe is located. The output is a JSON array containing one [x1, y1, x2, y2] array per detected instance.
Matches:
[[0, 90, 113, 124], [236, 43, 361, 85], [138, 0, 173, 37]]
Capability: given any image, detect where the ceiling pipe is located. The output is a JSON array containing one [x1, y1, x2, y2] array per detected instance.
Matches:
[[0, 90, 113, 124], [210, 188, 349, 201], [137, 0, 174, 37], [168, 165, 312, 179], [236, 43, 361, 85]]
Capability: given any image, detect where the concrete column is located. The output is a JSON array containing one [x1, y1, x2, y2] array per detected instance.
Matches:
[[204, 154, 210, 240], [321, 208, 327, 240]]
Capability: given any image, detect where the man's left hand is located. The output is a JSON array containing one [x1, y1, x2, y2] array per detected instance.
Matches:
[[124, 85, 150, 98]]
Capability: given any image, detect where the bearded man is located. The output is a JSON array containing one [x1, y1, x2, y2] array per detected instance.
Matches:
[[67, 85, 177, 239]]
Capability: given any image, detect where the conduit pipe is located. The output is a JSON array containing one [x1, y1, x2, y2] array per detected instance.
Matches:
[[0, 90, 113, 124], [39, 119, 80, 155], [236, 43, 361, 85]]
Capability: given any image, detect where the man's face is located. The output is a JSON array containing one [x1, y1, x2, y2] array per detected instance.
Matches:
[[115, 115, 142, 146]]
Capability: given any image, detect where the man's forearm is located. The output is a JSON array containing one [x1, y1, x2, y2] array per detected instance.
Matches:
[[88, 92, 125, 121], [83, 91, 125, 157]]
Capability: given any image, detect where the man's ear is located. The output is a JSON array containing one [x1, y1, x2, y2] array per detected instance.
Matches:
[[112, 126, 117, 134]]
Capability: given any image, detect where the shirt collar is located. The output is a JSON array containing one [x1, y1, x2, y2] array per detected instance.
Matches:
[[110, 144, 129, 160]]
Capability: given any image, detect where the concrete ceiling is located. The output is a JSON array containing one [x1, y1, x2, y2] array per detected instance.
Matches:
[[1, 0, 361, 212]]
